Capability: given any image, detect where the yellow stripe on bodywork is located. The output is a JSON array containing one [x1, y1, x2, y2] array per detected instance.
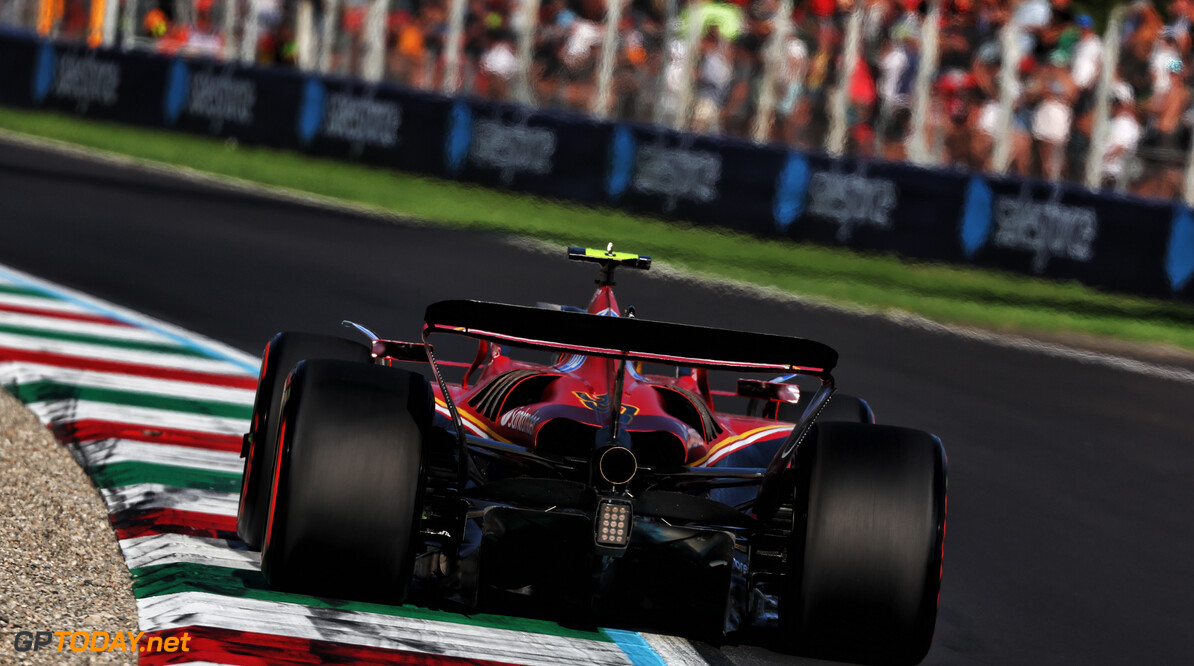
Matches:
[[687, 425, 793, 467], [435, 397, 512, 443]]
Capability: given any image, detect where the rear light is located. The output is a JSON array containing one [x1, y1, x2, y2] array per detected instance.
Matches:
[[595, 498, 633, 547]]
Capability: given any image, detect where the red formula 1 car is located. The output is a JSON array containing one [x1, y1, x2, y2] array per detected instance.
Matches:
[[235, 246, 948, 665]]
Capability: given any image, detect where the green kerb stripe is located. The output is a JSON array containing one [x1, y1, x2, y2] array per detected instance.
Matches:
[[90, 461, 241, 492], [0, 284, 53, 298], [0, 322, 210, 357], [3, 380, 251, 419], [129, 562, 616, 643]]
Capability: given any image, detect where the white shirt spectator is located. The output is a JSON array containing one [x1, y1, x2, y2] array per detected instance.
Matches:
[[1014, 0, 1051, 53], [978, 81, 1023, 137], [1015, 0, 1051, 28], [1032, 98, 1072, 144], [1072, 34, 1102, 89], [879, 45, 909, 107], [563, 19, 601, 70], [481, 41, 519, 81], [978, 100, 1002, 137], [1103, 112, 1141, 180]]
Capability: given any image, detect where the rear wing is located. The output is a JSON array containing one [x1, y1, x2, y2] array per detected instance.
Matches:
[[423, 300, 837, 375]]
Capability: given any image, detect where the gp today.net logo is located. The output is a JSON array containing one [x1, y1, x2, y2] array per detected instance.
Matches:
[[12, 630, 191, 655]]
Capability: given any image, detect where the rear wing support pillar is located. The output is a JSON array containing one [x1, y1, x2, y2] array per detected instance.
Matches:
[[423, 328, 470, 488], [752, 374, 836, 523]]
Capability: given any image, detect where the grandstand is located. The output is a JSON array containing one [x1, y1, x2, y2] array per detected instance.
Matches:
[[4, 0, 1194, 202]]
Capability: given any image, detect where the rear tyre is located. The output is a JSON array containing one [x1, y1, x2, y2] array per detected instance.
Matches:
[[260, 359, 432, 603], [775, 392, 875, 424], [783, 422, 947, 666], [237, 332, 370, 549]]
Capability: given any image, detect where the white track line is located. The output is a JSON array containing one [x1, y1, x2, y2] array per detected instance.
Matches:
[[71, 439, 243, 474], [25, 401, 248, 436], [121, 534, 258, 571], [0, 259, 259, 373], [0, 291, 96, 315], [0, 362, 253, 404], [0, 334, 249, 374], [0, 310, 177, 343], [101, 484, 239, 516], [138, 593, 634, 666]]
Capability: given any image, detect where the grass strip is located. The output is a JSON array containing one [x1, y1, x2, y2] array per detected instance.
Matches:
[[4, 106, 1194, 352]]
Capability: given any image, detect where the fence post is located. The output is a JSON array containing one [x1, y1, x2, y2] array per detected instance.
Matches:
[[513, 0, 540, 104], [1084, 6, 1124, 189], [295, 0, 316, 69], [221, 0, 240, 60], [361, 0, 385, 81], [120, 0, 137, 49], [826, 6, 862, 156], [907, 0, 941, 164], [240, 0, 261, 64], [592, 0, 623, 118], [991, 4, 1021, 173], [318, 0, 339, 73], [671, 0, 703, 130], [443, 0, 467, 94], [652, 0, 678, 125], [751, 0, 792, 143], [100, 0, 119, 46]]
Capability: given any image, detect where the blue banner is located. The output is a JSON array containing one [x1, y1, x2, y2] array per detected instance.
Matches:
[[1, 31, 1190, 301]]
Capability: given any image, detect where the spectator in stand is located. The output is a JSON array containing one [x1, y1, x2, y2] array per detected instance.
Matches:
[[973, 41, 1002, 169], [937, 69, 978, 167], [800, 16, 841, 148], [939, 0, 979, 73], [1102, 81, 1142, 190], [691, 26, 732, 134], [479, 29, 518, 99], [1063, 15, 1099, 182], [847, 40, 879, 156], [723, 32, 764, 138], [1013, 0, 1051, 56], [1146, 58, 1190, 197], [1122, 1, 1163, 97], [389, 10, 427, 86], [1029, 49, 1076, 180], [531, 0, 571, 105], [876, 20, 916, 158], [557, 6, 602, 110], [1035, 0, 1076, 59], [1070, 14, 1100, 91], [775, 29, 810, 146], [1167, 0, 1193, 56], [1151, 27, 1182, 97]]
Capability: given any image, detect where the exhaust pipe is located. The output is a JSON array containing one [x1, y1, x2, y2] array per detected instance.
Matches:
[[598, 446, 637, 485]]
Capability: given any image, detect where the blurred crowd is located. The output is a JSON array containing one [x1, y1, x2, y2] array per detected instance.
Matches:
[[12, 0, 1194, 199], [374, 0, 1194, 198]]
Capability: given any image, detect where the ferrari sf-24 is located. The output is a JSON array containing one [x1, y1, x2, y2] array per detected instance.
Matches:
[[234, 246, 948, 665]]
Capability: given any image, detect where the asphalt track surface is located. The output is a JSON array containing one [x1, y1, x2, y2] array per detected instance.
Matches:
[[1, 139, 1192, 666]]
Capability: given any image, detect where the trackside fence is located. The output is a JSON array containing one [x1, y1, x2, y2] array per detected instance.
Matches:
[[3, 28, 1194, 302]]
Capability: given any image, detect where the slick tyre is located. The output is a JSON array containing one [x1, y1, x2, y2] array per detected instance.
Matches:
[[237, 332, 369, 549], [260, 359, 432, 603], [775, 392, 875, 424], [784, 422, 947, 666]]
